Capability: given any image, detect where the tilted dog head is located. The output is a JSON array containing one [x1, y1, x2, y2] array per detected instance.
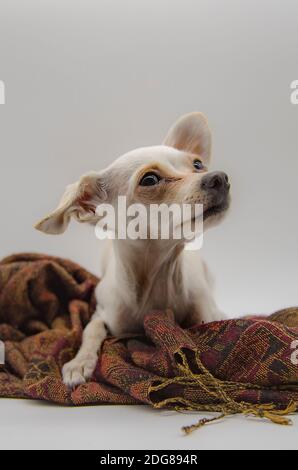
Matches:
[[35, 112, 230, 240]]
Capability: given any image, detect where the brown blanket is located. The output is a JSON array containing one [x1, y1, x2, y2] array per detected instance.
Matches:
[[0, 253, 298, 432]]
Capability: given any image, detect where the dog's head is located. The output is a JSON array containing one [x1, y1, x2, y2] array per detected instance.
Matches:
[[35, 112, 230, 239]]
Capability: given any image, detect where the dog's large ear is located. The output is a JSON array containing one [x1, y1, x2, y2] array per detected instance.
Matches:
[[35, 171, 107, 234], [163, 112, 211, 165]]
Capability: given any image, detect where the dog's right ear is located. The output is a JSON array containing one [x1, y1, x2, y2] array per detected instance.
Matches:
[[163, 112, 212, 165], [35, 171, 107, 234]]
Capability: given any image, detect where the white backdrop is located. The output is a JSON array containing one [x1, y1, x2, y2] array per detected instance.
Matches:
[[0, 0, 298, 317]]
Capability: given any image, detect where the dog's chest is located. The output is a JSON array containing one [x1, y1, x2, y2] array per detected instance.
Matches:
[[108, 280, 190, 335]]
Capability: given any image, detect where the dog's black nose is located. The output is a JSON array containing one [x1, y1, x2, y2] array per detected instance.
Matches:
[[201, 171, 230, 192]]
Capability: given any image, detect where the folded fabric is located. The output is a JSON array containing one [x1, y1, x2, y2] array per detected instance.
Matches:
[[0, 253, 297, 432]]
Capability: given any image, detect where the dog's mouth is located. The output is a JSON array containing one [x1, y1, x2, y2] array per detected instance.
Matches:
[[203, 199, 230, 221], [187, 198, 229, 226]]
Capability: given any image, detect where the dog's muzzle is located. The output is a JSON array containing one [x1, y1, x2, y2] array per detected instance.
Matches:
[[201, 171, 230, 219], [201, 171, 230, 193]]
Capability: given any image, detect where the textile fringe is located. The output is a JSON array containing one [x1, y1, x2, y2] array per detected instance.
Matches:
[[149, 349, 297, 434]]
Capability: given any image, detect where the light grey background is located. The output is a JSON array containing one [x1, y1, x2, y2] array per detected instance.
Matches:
[[0, 0, 298, 451], [1, 0, 297, 317], [0, 400, 297, 450]]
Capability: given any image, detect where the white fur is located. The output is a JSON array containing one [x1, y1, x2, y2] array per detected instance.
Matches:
[[35, 112, 230, 388]]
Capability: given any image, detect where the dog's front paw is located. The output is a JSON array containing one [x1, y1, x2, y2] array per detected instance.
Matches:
[[62, 353, 98, 389]]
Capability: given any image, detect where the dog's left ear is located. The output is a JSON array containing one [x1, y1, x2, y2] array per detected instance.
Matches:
[[163, 112, 211, 165], [35, 171, 107, 234]]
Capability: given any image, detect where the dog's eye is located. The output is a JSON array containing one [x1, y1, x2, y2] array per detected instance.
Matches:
[[193, 159, 204, 171], [139, 172, 161, 187]]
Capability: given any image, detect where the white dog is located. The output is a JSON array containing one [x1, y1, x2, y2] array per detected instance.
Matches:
[[36, 112, 230, 388]]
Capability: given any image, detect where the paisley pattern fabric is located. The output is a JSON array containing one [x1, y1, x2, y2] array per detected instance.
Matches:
[[0, 253, 297, 426]]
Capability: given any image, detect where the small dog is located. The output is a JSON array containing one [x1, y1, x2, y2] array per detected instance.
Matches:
[[36, 112, 230, 387]]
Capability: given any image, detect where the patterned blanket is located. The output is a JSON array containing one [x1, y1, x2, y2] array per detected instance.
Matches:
[[0, 253, 297, 432]]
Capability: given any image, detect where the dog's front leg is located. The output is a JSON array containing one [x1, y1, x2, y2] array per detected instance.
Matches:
[[62, 313, 107, 388]]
